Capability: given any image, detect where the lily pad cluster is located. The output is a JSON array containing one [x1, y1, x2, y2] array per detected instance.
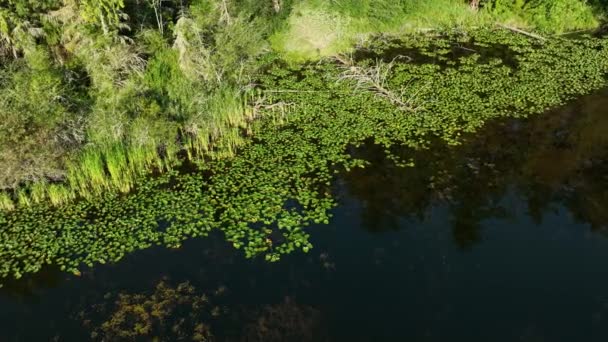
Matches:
[[1, 29, 608, 283]]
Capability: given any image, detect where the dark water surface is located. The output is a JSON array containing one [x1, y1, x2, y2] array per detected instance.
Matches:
[[2, 89, 608, 341]]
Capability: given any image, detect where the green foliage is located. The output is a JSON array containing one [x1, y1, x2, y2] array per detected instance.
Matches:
[[0, 0, 607, 284], [0, 49, 75, 189], [271, 0, 494, 61], [0, 0, 603, 205], [1, 29, 608, 284], [175, 1, 270, 85], [485, 0, 599, 32], [2, 0, 61, 18], [79, 0, 126, 34]]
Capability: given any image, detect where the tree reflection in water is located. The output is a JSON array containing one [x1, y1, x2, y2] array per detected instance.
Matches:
[[340, 88, 608, 248], [240, 297, 325, 342]]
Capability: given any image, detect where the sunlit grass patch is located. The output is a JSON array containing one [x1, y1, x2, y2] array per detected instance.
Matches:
[[271, 3, 355, 61], [271, 0, 494, 61]]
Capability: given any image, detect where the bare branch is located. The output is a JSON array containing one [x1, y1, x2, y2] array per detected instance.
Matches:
[[497, 23, 546, 41], [334, 54, 418, 112]]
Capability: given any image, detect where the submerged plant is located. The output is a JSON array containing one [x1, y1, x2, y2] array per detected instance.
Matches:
[[82, 281, 217, 341]]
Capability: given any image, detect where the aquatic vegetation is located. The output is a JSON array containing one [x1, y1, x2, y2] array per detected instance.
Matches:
[[79, 279, 322, 341], [81, 281, 218, 341], [1, 29, 608, 284]]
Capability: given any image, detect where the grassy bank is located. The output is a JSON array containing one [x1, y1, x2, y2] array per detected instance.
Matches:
[[271, 0, 602, 60], [0, 0, 606, 211]]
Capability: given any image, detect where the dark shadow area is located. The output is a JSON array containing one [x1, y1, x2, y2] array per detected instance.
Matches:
[[340, 87, 608, 248], [353, 37, 521, 69]]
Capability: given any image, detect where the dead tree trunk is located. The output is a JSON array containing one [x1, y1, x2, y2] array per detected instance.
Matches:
[[272, 0, 281, 13], [469, 0, 480, 11]]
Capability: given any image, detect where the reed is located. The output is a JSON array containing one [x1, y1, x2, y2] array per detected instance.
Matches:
[[128, 144, 159, 175], [73, 148, 107, 196], [0, 192, 15, 211], [47, 184, 73, 207], [16, 189, 31, 207], [29, 181, 48, 204], [105, 145, 133, 193]]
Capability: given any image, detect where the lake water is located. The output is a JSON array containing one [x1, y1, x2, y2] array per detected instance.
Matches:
[[2, 89, 608, 341]]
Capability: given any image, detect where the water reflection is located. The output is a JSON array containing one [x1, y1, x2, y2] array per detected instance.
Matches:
[[0, 266, 65, 298], [240, 297, 325, 342], [341, 88, 608, 248], [353, 38, 521, 69]]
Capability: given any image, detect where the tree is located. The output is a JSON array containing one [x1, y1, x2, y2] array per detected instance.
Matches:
[[0, 0, 60, 58], [147, 0, 164, 34], [272, 0, 281, 13]]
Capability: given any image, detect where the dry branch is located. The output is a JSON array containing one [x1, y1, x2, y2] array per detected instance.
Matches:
[[497, 23, 546, 41], [334, 55, 418, 112], [249, 96, 294, 121]]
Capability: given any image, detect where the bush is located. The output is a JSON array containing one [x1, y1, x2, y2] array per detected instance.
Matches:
[[0, 49, 77, 189]]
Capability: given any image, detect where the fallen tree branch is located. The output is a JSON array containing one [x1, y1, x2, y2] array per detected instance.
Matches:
[[248, 96, 295, 122], [497, 23, 546, 41], [254, 101, 294, 111], [334, 54, 418, 112]]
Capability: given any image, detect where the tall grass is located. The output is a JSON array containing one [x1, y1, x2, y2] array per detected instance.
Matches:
[[0, 86, 255, 211], [184, 86, 250, 159], [68, 148, 108, 198], [30, 181, 48, 204], [16, 189, 31, 207], [47, 184, 74, 206], [105, 145, 133, 193]]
